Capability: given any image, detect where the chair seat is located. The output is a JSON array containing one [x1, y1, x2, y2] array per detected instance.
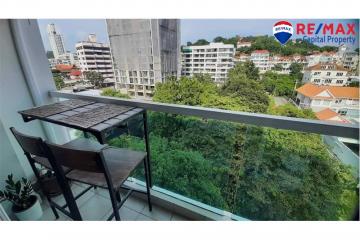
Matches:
[[65, 147, 146, 189], [33, 138, 104, 173]]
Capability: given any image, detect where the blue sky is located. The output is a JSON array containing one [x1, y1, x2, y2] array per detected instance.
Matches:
[[38, 19, 359, 52]]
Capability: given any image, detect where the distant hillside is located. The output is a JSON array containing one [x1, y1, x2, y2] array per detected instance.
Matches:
[[186, 35, 338, 56]]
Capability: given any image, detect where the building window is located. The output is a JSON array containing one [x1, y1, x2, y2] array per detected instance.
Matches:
[[326, 72, 331, 76], [336, 80, 344, 84], [313, 99, 321, 105], [324, 79, 332, 84], [335, 99, 342, 104], [322, 100, 331, 106], [338, 109, 347, 115], [336, 72, 344, 76]]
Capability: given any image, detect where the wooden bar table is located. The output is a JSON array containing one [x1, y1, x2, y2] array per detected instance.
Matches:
[[19, 99, 153, 186]]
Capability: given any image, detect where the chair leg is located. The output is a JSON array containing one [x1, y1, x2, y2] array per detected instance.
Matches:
[[143, 158, 152, 211], [47, 196, 60, 219], [109, 189, 121, 221], [116, 190, 122, 202]]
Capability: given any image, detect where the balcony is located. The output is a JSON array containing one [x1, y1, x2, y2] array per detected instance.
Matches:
[[1, 19, 359, 222], [39, 182, 188, 221]]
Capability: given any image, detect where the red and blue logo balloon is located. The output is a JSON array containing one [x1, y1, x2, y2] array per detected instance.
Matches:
[[273, 21, 293, 45]]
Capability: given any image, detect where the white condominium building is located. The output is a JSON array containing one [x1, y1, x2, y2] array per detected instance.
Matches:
[[302, 63, 349, 86], [107, 19, 180, 99], [337, 44, 359, 70], [305, 51, 338, 67], [341, 51, 359, 70], [76, 34, 114, 80], [234, 53, 250, 64], [47, 23, 66, 59], [250, 50, 270, 73], [270, 54, 307, 75], [181, 42, 235, 84]]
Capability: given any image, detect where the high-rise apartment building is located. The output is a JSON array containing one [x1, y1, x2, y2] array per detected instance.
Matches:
[[107, 19, 180, 99], [181, 42, 235, 84], [76, 34, 114, 80], [47, 23, 66, 59]]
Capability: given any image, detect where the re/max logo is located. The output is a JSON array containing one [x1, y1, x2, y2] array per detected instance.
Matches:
[[296, 23, 356, 35]]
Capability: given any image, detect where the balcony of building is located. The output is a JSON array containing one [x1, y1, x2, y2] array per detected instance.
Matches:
[[0, 19, 359, 221]]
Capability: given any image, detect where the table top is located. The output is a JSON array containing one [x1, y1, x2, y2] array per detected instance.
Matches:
[[19, 99, 144, 133]]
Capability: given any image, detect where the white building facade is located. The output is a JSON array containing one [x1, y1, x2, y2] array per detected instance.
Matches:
[[305, 52, 337, 67], [250, 50, 270, 73], [47, 23, 66, 59], [296, 83, 359, 120], [237, 41, 251, 48], [302, 63, 349, 86], [234, 53, 250, 64], [337, 44, 359, 70], [76, 34, 114, 80], [181, 42, 235, 84]]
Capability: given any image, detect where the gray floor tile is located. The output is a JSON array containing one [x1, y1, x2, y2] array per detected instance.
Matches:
[[123, 196, 146, 212], [38, 185, 186, 221], [135, 213, 155, 221], [78, 194, 112, 220], [171, 214, 189, 221], [141, 204, 172, 221], [92, 187, 110, 199], [40, 207, 71, 221], [50, 183, 92, 207], [107, 206, 140, 221]]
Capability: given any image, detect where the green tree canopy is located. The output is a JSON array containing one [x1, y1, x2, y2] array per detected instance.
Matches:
[[101, 88, 130, 99], [289, 62, 304, 80], [191, 39, 210, 46], [84, 71, 104, 88], [53, 73, 65, 90], [261, 71, 296, 97]]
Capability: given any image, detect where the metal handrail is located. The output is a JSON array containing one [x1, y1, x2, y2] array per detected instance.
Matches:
[[49, 90, 359, 139]]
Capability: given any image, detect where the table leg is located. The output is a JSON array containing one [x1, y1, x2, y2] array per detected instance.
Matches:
[[143, 111, 152, 187], [94, 132, 105, 145], [83, 131, 90, 139], [84, 131, 105, 145]]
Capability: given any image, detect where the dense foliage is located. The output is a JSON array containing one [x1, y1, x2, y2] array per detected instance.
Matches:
[[101, 88, 130, 99], [189, 35, 338, 56], [261, 71, 296, 97], [84, 71, 104, 88], [52, 73, 65, 90], [110, 112, 357, 220], [237, 35, 337, 56], [104, 63, 358, 220], [213, 36, 238, 47], [154, 63, 269, 113]]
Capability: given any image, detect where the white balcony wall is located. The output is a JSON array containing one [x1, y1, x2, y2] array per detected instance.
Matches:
[[0, 19, 70, 217]]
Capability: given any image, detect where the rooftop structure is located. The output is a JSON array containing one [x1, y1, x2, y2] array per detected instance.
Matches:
[[315, 108, 350, 123]]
